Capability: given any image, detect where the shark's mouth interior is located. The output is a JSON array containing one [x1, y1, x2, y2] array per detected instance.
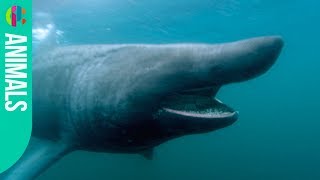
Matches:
[[160, 87, 237, 119]]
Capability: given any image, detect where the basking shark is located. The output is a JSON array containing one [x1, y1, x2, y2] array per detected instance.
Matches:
[[1, 36, 284, 179]]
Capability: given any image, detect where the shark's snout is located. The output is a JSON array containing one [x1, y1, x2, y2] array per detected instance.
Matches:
[[240, 36, 284, 80], [206, 36, 284, 85], [260, 36, 284, 51]]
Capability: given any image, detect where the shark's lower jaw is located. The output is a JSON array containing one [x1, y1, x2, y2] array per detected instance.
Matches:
[[159, 91, 238, 121]]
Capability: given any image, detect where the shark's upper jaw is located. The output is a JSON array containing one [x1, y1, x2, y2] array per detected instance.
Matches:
[[163, 104, 237, 119]]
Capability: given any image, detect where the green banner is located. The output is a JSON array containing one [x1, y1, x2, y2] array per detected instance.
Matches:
[[0, 0, 32, 173]]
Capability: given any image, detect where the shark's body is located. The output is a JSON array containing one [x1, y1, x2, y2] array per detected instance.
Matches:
[[1, 36, 284, 179]]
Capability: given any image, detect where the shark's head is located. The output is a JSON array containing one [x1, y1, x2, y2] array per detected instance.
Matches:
[[148, 36, 284, 137], [79, 36, 283, 150], [124, 36, 284, 144]]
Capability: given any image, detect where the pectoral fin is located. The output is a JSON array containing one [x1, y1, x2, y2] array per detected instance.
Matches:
[[0, 137, 72, 180]]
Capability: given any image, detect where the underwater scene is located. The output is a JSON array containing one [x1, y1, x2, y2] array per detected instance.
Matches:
[[30, 0, 320, 180]]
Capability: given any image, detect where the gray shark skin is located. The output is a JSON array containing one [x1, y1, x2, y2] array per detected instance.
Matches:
[[1, 36, 284, 180]]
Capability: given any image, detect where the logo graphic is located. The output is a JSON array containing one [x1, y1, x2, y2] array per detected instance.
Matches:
[[6, 6, 26, 27]]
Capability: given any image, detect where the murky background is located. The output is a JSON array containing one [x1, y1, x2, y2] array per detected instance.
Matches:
[[33, 0, 320, 179]]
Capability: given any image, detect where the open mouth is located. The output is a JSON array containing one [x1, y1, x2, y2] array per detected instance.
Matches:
[[159, 87, 238, 120]]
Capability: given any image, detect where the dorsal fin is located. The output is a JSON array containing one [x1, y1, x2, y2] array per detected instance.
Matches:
[[0, 137, 72, 180], [139, 148, 154, 160]]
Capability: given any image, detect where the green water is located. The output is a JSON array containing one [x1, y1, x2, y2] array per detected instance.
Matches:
[[33, 0, 320, 179]]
